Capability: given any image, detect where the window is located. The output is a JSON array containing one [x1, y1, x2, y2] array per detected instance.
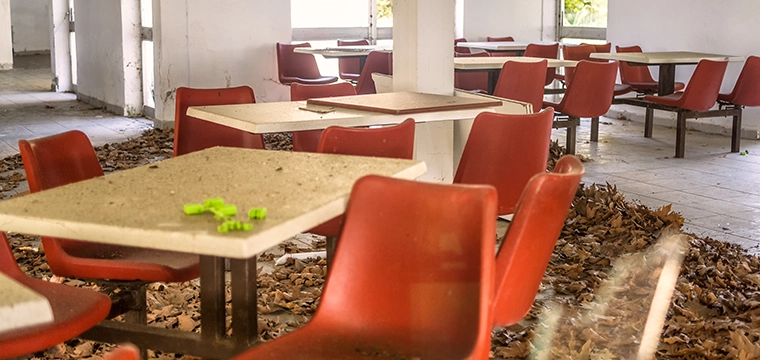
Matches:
[[557, 0, 607, 43]]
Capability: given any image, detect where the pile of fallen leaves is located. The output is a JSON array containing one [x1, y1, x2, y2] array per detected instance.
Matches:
[[4, 129, 760, 359]]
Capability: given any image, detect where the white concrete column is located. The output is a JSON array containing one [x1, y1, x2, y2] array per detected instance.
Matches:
[[0, 0, 12, 70], [121, 0, 142, 116], [393, 0, 456, 182], [49, 0, 72, 91]]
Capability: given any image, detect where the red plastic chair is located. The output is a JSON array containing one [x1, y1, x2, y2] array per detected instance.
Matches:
[[455, 37, 470, 53], [524, 42, 560, 86], [491, 155, 584, 327], [492, 59, 548, 113], [487, 36, 515, 42], [103, 344, 142, 360], [276, 42, 339, 85], [232, 175, 498, 360], [289, 82, 357, 152], [454, 108, 554, 216], [544, 60, 619, 154], [337, 39, 369, 82], [717, 55, 760, 152], [19, 130, 200, 283], [0, 232, 112, 358], [309, 118, 416, 246], [174, 86, 264, 157], [355, 51, 393, 95], [643, 59, 729, 158], [616, 45, 686, 94], [486, 36, 516, 56], [454, 51, 490, 93]]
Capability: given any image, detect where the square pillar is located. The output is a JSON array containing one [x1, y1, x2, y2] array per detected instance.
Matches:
[[0, 0, 12, 70]]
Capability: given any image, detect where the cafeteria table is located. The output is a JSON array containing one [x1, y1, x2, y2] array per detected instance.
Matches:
[[0, 147, 426, 358], [294, 45, 392, 73], [455, 41, 557, 55], [454, 56, 578, 94]]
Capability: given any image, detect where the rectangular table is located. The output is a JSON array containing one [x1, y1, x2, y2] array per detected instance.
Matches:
[[454, 56, 577, 94], [455, 41, 558, 55], [0, 147, 426, 358], [590, 51, 744, 95], [294, 45, 392, 72]]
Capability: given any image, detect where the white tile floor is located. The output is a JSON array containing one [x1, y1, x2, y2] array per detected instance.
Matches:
[[2, 54, 759, 254]]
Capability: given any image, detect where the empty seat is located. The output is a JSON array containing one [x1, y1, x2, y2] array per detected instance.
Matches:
[[276, 42, 338, 85]]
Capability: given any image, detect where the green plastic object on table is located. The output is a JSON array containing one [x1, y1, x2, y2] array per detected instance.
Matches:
[[183, 198, 253, 233]]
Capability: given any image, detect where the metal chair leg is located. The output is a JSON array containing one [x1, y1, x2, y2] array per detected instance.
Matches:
[[590, 117, 599, 142], [645, 107, 654, 138], [732, 107, 742, 153], [675, 112, 686, 158], [565, 117, 577, 155]]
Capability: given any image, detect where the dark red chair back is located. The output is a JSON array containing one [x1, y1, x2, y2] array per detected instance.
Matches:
[[561, 44, 596, 85], [317, 118, 415, 159], [719, 55, 760, 107], [337, 39, 369, 81], [454, 37, 470, 53], [675, 59, 729, 111], [290, 82, 357, 152], [454, 51, 490, 93], [492, 59, 548, 113], [487, 36, 515, 42], [355, 51, 393, 95], [174, 86, 264, 157], [524, 43, 560, 86], [276, 42, 337, 85], [556, 60, 619, 117]]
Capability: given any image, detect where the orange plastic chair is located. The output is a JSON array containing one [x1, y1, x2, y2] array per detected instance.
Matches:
[[309, 118, 416, 243], [717, 55, 760, 152], [486, 36, 516, 56], [174, 86, 264, 157], [544, 60, 619, 154], [644, 59, 729, 158], [616, 45, 686, 94], [337, 39, 369, 81], [276, 42, 338, 85], [232, 175, 498, 360], [454, 108, 554, 216], [103, 344, 142, 360], [19, 130, 200, 283], [454, 51, 491, 93], [355, 51, 393, 95], [492, 59, 548, 113], [491, 155, 584, 327], [455, 37, 470, 53], [0, 232, 112, 358], [524, 42, 560, 86], [289, 82, 357, 152], [558, 44, 595, 85]]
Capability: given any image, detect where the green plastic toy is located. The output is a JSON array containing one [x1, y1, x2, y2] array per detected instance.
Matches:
[[248, 207, 268, 220], [184, 198, 256, 233]]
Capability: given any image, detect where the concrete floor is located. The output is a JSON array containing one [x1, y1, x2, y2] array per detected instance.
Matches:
[[2, 54, 759, 254]]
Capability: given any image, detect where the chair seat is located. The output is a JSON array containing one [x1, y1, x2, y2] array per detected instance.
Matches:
[[644, 92, 684, 107], [614, 83, 634, 96], [0, 272, 111, 358], [340, 73, 361, 81], [282, 75, 339, 85], [627, 81, 686, 93], [46, 237, 200, 282]]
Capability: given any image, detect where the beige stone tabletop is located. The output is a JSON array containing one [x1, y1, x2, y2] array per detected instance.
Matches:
[[0, 273, 54, 333], [590, 51, 744, 64], [456, 41, 558, 51], [454, 56, 578, 70], [306, 92, 502, 115], [0, 147, 426, 259], [294, 45, 392, 58], [187, 93, 499, 134]]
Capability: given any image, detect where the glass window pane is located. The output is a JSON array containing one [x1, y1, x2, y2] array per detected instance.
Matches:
[[292, 0, 369, 28], [563, 0, 607, 28]]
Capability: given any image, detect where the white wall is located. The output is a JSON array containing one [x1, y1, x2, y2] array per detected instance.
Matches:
[[462, 0, 554, 42], [10, 0, 49, 53], [152, 0, 291, 125], [0, 0, 12, 69], [74, 0, 126, 113], [608, 0, 760, 135]]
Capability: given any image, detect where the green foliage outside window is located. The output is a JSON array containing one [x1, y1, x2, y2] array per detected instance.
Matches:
[[377, 0, 392, 19], [564, 0, 607, 27]]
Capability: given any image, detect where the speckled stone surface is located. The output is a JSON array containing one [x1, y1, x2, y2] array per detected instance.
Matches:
[[0, 273, 53, 333], [0, 147, 426, 259], [590, 51, 744, 64], [454, 56, 578, 70], [305, 91, 502, 115]]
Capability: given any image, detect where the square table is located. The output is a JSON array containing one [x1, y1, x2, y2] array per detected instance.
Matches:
[[455, 41, 557, 55], [590, 51, 744, 95], [0, 147, 426, 358], [454, 56, 578, 94]]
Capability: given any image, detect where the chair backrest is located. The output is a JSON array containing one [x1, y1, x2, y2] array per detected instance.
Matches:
[[583, 42, 611, 53], [557, 60, 619, 118], [487, 36, 515, 42], [454, 108, 554, 215], [276, 42, 323, 84], [454, 51, 490, 92], [677, 59, 728, 111], [103, 344, 141, 360], [317, 118, 415, 159], [355, 51, 393, 95], [615, 45, 657, 85], [561, 44, 596, 85], [290, 82, 357, 101], [0, 232, 24, 278], [19, 130, 103, 193], [317, 175, 497, 359], [524, 43, 560, 86], [720, 55, 760, 107], [173, 86, 264, 157], [290, 83, 357, 152], [492, 59, 548, 113], [492, 155, 584, 327], [454, 37, 470, 53], [337, 39, 370, 81]]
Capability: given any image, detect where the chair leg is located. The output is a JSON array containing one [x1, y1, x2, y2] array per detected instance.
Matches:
[[732, 108, 742, 153], [644, 107, 654, 138], [565, 117, 577, 155], [590, 117, 599, 142], [675, 112, 686, 158], [325, 236, 338, 270]]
